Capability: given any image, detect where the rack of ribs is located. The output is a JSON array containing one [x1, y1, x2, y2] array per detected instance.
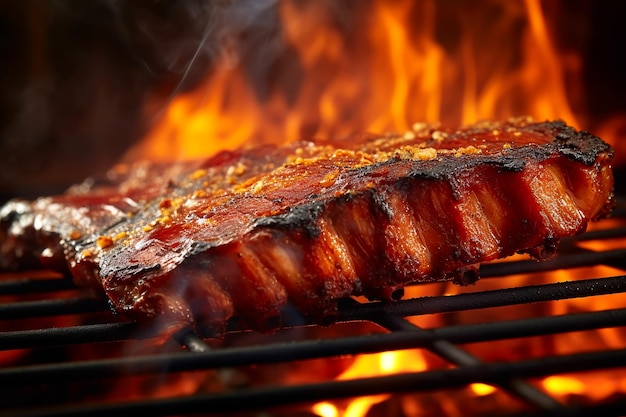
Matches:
[[0, 117, 615, 335]]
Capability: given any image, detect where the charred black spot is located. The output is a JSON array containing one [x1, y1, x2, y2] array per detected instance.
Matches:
[[254, 201, 324, 239], [555, 127, 613, 165], [113, 262, 162, 277], [372, 192, 394, 220], [390, 288, 404, 301], [451, 266, 480, 286], [189, 241, 213, 254]]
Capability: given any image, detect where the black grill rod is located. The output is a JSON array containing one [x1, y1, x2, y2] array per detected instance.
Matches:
[[574, 226, 626, 241], [1, 307, 626, 386], [2, 275, 625, 351], [335, 274, 626, 324], [479, 248, 626, 278], [10, 347, 626, 417], [0, 297, 110, 319], [0, 322, 142, 350], [0, 277, 75, 295], [2, 273, 624, 324], [344, 298, 563, 412]]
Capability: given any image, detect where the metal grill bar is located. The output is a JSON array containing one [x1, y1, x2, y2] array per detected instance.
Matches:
[[574, 226, 626, 242], [2, 275, 625, 350], [9, 348, 626, 417], [335, 275, 626, 324], [2, 272, 623, 325], [0, 297, 109, 319], [479, 248, 626, 277], [2, 306, 625, 386], [0, 322, 140, 350], [0, 277, 75, 294]]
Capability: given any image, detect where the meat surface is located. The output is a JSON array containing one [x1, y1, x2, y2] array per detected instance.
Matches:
[[0, 118, 615, 335]]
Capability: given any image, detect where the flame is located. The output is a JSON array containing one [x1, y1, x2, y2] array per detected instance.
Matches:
[[126, 0, 600, 163], [469, 383, 497, 396], [542, 376, 586, 397], [313, 402, 339, 417], [314, 350, 430, 417], [595, 115, 626, 166]]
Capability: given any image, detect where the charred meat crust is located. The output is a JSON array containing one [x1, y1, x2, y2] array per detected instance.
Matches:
[[252, 122, 611, 232], [254, 202, 325, 238], [0, 118, 615, 335]]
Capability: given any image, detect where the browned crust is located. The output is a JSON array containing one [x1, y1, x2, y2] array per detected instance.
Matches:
[[0, 118, 615, 334]]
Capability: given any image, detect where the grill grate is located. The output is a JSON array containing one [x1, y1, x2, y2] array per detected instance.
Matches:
[[1, 199, 626, 417]]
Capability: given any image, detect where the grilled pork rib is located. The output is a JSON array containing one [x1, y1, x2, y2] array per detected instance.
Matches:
[[0, 118, 615, 334]]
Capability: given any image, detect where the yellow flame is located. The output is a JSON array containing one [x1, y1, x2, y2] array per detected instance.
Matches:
[[469, 383, 497, 396], [312, 349, 430, 417], [542, 376, 586, 396], [521, 0, 578, 127], [313, 401, 339, 417]]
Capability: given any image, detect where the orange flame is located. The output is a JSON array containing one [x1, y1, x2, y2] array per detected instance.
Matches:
[[125, 0, 606, 164], [313, 350, 430, 417]]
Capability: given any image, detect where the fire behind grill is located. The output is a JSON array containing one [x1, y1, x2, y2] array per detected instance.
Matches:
[[1, 199, 626, 417]]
